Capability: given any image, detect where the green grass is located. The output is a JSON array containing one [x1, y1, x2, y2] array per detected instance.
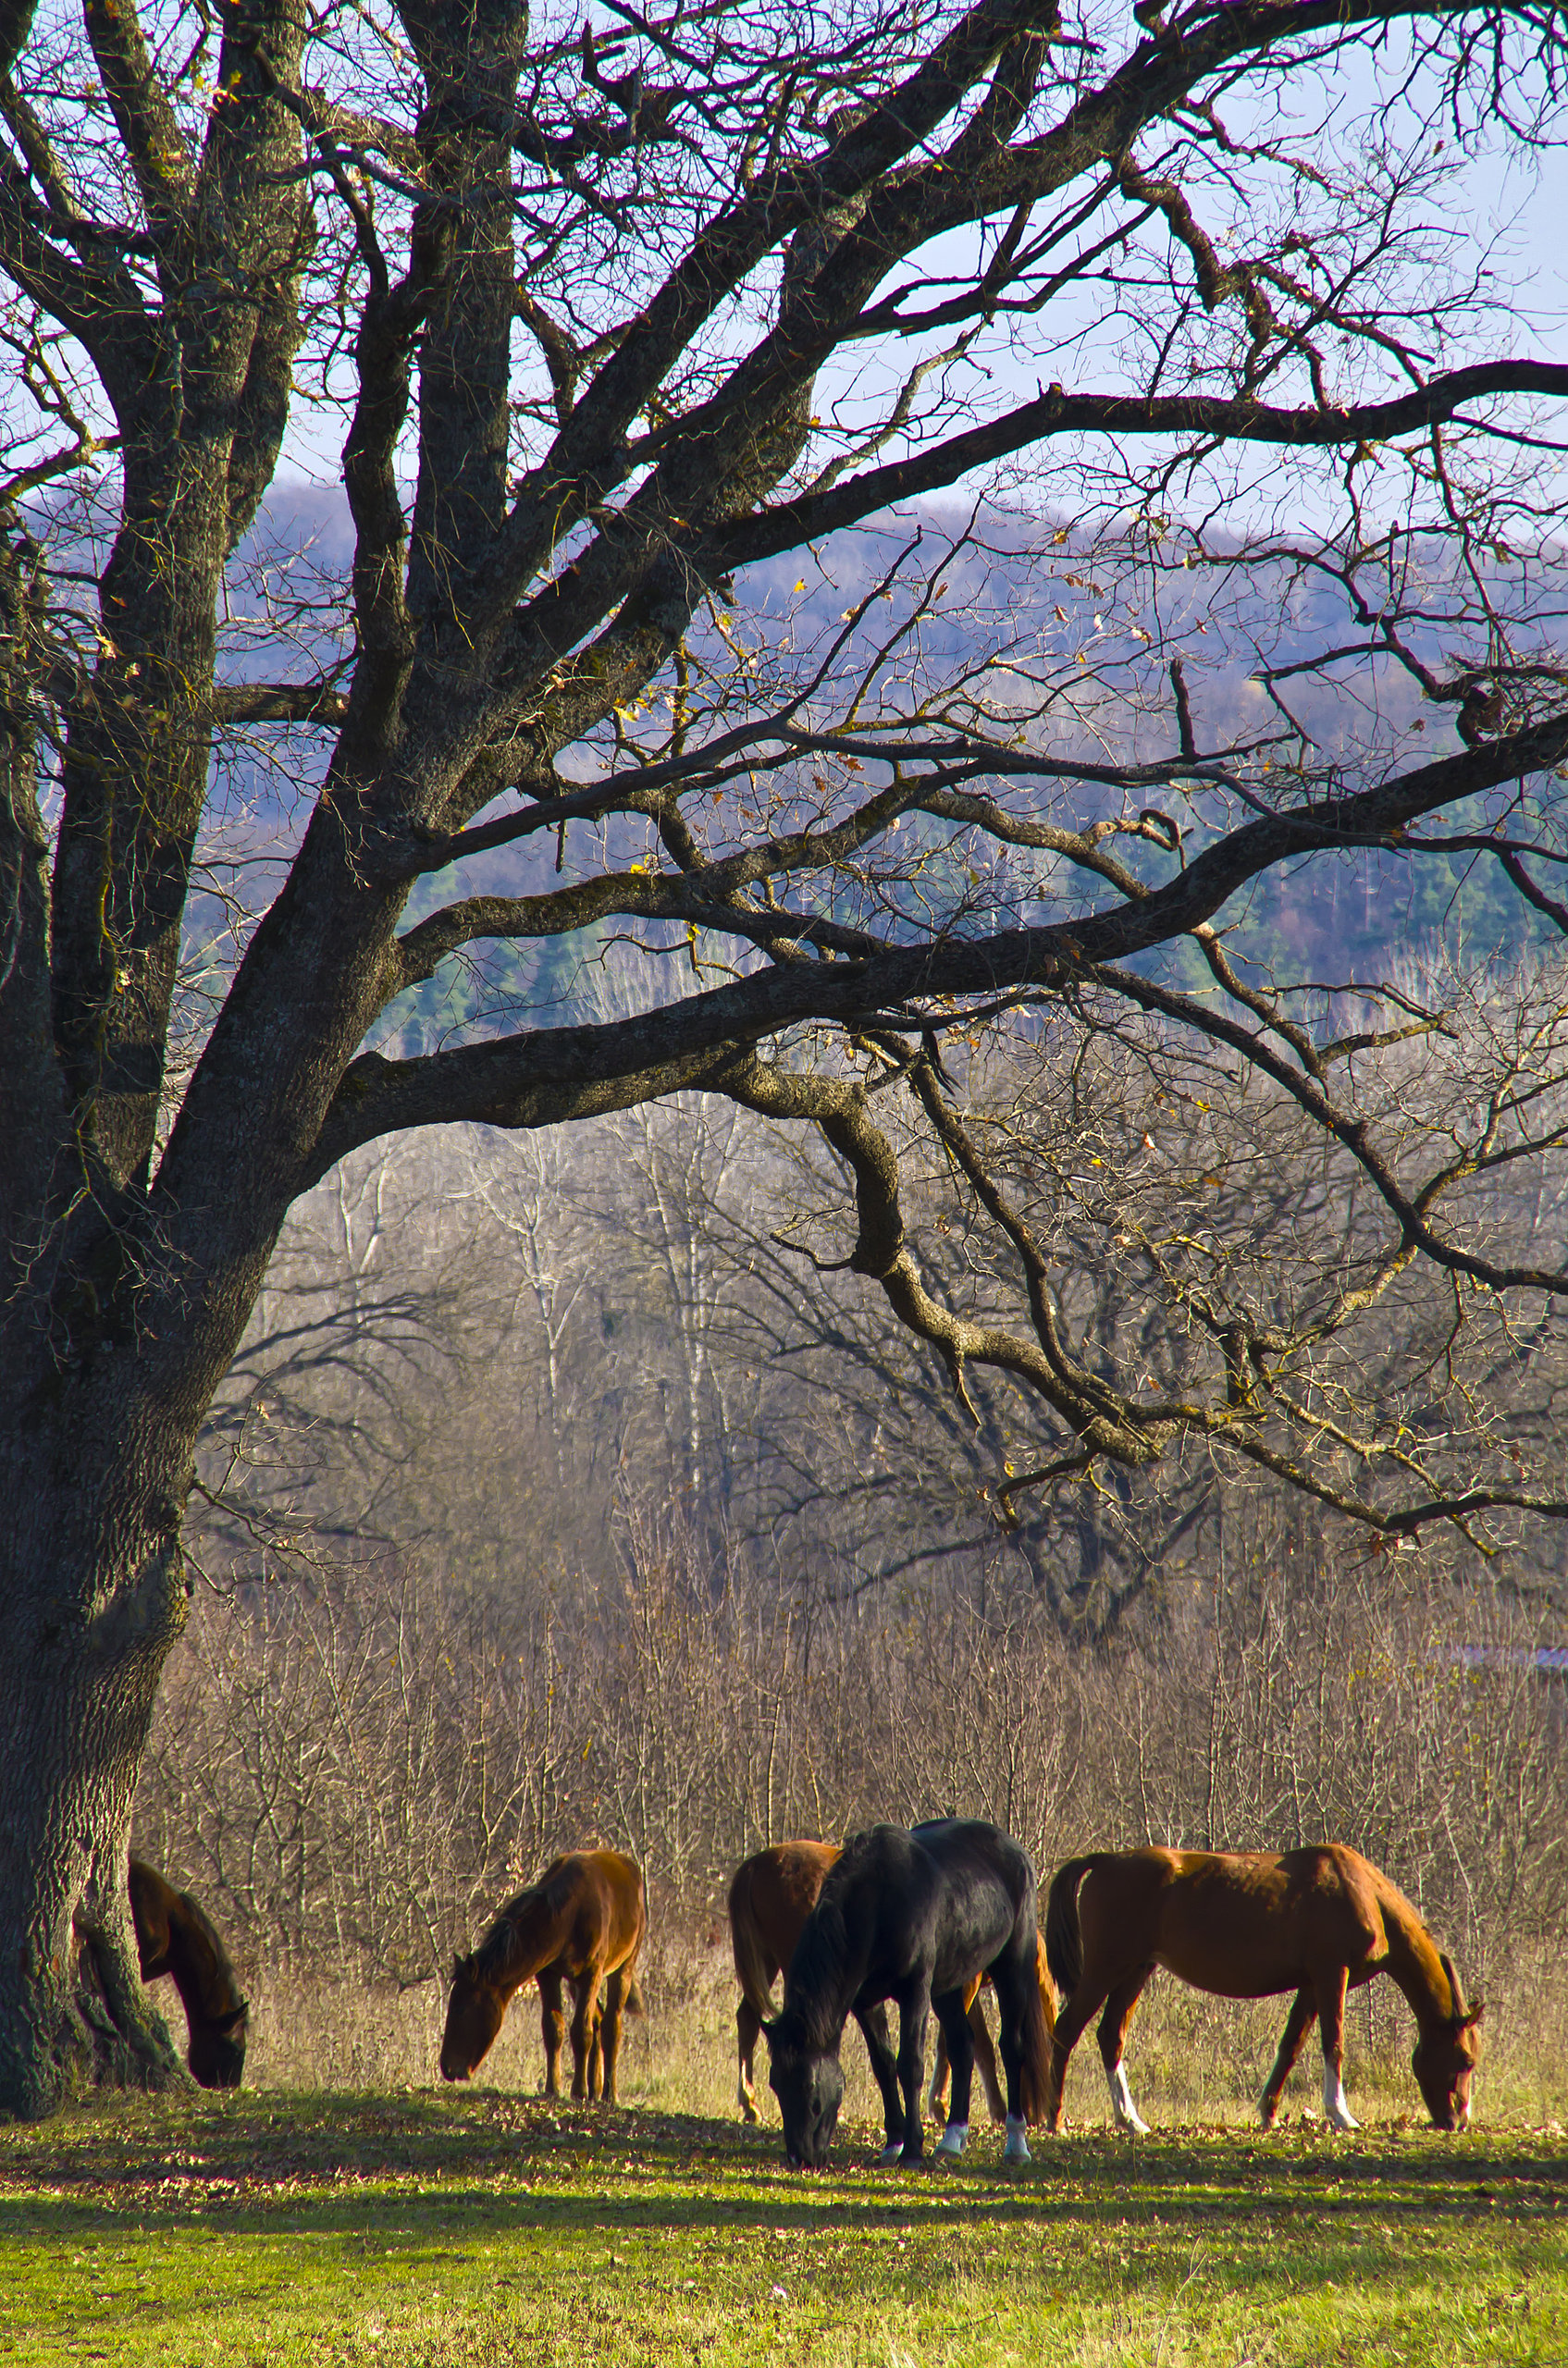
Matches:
[[0, 2091, 1562, 2366]]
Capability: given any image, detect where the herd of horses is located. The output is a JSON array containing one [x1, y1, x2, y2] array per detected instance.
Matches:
[[134, 1820, 1483, 2168]]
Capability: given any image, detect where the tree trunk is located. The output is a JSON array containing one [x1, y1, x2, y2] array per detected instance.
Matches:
[[0, 1443, 191, 2117]]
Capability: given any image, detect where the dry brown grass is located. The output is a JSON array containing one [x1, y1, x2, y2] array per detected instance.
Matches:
[[230, 1923, 1567, 2133]]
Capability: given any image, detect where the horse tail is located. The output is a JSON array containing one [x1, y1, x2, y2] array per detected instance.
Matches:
[[1015, 1936, 1055, 2124], [1044, 1856, 1104, 1998], [727, 1863, 776, 2018]]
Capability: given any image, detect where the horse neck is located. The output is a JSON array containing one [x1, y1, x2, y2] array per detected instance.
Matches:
[[1377, 1881, 1456, 2034], [784, 1910, 863, 2047], [166, 1898, 241, 2026], [483, 1887, 572, 2003]]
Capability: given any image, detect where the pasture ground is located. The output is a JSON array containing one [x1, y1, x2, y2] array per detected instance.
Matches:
[[0, 2090, 1562, 2367]]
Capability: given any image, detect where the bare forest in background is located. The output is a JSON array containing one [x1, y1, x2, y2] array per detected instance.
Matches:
[[134, 1056, 1568, 2113]]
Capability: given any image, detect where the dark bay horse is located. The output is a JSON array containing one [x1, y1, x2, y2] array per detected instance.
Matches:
[[440, 1848, 646, 2103], [728, 1839, 1052, 2128], [762, 1819, 1052, 2168], [128, 1857, 249, 2090], [1043, 1844, 1483, 2135]]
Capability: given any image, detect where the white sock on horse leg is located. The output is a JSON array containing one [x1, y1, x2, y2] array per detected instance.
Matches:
[[1322, 2062, 1359, 2130], [935, 2121, 969, 2156], [1004, 2115, 1031, 2163], [1107, 2061, 1151, 2135]]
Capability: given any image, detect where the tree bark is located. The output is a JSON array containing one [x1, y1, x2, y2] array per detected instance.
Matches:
[[0, 1326, 194, 2115]]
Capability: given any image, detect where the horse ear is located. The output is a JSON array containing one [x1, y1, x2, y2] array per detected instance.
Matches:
[[214, 2004, 247, 2035], [1465, 2000, 1485, 2029], [451, 1953, 464, 1980]]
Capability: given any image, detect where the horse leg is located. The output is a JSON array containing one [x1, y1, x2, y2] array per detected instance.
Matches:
[[988, 1950, 1040, 2162], [736, 1996, 763, 2122], [968, 1992, 1006, 2124], [928, 2021, 951, 2122], [1095, 1970, 1152, 2134], [1043, 1980, 1112, 2135], [932, 1991, 975, 2156], [1259, 1988, 1317, 2130], [1315, 1966, 1359, 2131], [928, 1974, 972, 2119], [599, 1969, 627, 2106], [587, 2000, 605, 2101], [538, 1971, 567, 2100], [853, 2002, 907, 2164], [569, 1968, 603, 2103], [893, 1986, 932, 2164]]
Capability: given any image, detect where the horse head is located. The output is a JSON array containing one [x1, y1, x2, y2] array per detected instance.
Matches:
[[1413, 1952, 1484, 2129], [189, 1997, 249, 2090], [439, 1949, 505, 2080], [762, 2008, 845, 2170]]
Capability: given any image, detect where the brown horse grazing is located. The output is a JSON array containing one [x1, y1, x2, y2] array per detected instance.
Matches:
[[440, 1849, 646, 2102], [1043, 1844, 1484, 2136], [128, 1857, 249, 2090], [728, 1841, 1047, 2129]]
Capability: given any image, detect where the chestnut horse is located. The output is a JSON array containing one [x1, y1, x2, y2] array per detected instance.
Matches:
[[128, 1857, 249, 2090], [728, 1839, 1054, 2128], [762, 1820, 1053, 2167], [1043, 1844, 1483, 2135], [440, 1848, 645, 2102]]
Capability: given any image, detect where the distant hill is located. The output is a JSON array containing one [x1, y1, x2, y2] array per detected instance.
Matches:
[[180, 482, 1558, 1056]]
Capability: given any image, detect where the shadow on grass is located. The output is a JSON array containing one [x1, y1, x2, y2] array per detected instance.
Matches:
[[0, 2091, 1560, 2259]]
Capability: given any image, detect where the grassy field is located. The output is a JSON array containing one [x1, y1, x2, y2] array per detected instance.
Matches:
[[0, 2085, 1562, 2368]]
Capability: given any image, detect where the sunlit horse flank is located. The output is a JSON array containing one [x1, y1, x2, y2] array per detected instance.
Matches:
[[439, 1848, 646, 2102], [727, 1839, 1054, 2130], [1043, 1844, 1483, 2137], [761, 1819, 1053, 2170], [128, 1856, 250, 2090]]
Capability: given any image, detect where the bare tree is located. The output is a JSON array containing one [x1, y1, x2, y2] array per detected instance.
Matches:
[[4, 0, 1568, 2111]]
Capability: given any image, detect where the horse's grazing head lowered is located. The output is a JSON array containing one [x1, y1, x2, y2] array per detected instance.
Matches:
[[189, 2000, 249, 2090], [440, 1950, 507, 2081], [763, 2009, 845, 2169], [1413, 1953, 1484, 2130]]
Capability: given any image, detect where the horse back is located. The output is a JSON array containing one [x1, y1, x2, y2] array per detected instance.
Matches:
[[128, 1856, 176, 1982], [808, 1821, 1034, 2013], [1080, 1844, 1394, 1998], [909, 1819, 1038, 1992], [728, 1841, 840, 2011], [539, 1848, 646, 1979]]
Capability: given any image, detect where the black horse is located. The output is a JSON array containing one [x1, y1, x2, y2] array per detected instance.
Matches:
[[762, 1819, 1051, 2169]]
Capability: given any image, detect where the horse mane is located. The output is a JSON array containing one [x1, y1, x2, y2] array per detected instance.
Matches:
[[473, 1859, 578, 1992], [1364, 1856, 1468, 2028], [168, 1887, 244, 2018], [784, 1877, 856, 2045]]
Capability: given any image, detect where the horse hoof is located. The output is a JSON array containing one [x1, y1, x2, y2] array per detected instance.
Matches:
[[935, 2123, 968, 2158], [1004, 2117, 1031, 2164], [876, 2143, 905, 2167]]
